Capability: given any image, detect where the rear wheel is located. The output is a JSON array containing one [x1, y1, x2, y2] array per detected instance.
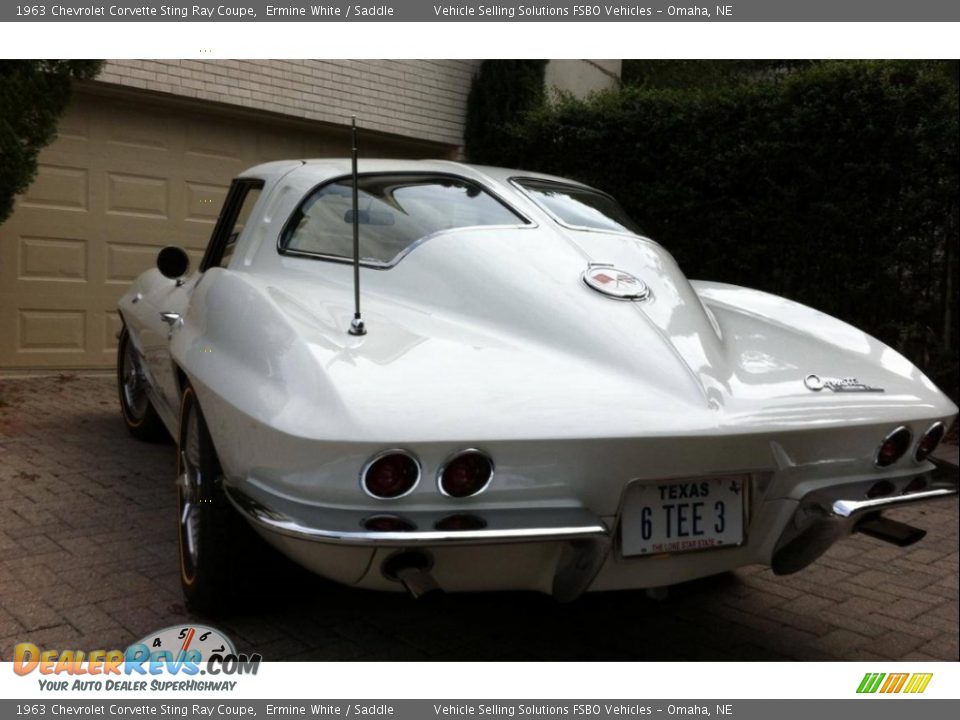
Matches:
[[117, 328, 167, 442], [177, 384, 266, 615]]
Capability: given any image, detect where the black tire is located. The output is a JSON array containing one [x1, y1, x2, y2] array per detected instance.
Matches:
[[117, 328, 168, 442], [177, 384, 263, 615]]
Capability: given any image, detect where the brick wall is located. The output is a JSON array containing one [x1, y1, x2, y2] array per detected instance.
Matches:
[[98, 60, 482, 148]]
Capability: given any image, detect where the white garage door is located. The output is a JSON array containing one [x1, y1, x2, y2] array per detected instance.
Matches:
[[0, 85, 445, 369]]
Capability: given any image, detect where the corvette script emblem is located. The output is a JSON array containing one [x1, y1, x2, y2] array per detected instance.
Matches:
[[804, 374, 884, 393], [582, 264, 651, 301]]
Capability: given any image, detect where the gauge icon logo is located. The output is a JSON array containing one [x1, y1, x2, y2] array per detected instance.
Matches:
[[129, 624, 236, 661]]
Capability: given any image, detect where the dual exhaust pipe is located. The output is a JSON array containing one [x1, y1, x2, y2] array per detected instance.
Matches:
[[769, 511, 927, 576]]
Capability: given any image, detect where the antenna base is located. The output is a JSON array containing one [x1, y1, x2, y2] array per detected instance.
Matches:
[[349, 317, 367, 336]]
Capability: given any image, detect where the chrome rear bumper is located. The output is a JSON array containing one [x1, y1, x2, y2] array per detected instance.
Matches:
[[224, 482, 612, 600], [224, 483, 609, 546], [771, 458, 958, 575]]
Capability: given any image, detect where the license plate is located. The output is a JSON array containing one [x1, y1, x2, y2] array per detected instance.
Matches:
[[620, 475, 746, 556]]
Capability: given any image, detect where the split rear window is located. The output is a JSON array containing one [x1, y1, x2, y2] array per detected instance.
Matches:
[[282, 174, 526, 266]]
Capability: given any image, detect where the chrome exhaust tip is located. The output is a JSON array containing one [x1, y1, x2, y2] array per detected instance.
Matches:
[[855, 514, 926, 547], [382, 550, 442, 599]]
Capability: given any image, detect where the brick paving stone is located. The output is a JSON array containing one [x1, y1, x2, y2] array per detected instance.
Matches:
[[778, 593, 836, 616], [909, 612, 956, 638], [0, 374, 957, 660], [0, 608, 24, 638], [817, 629, 872, 655], [918, 635, 960, 660], [876, 597, 940, 621], [862, 611, 941, 641], [764, 607, 836, 637], [858, 630, 928, 659], [4, 594, 65, 632], [60, 604, 125, 636]]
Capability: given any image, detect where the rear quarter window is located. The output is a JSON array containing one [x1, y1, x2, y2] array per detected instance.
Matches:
[[514, 178, 643, 235]]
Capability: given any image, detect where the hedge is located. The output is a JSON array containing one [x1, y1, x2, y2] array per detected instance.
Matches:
[[0, 61, 103, 224], [468, 61, 959, 400]]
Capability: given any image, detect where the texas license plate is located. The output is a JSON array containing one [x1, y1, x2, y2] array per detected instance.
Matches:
[[620, 475, 747, 556]]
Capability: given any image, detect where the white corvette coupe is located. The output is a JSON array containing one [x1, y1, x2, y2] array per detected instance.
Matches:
[[117, 159, 958, 613]]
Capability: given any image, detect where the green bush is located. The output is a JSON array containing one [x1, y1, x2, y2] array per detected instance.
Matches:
[[464, 60, 547, 163], [0, 60, 103, 224], [469, 61, 959, 399]]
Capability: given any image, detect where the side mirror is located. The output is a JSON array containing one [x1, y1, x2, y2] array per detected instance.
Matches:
[[157, 246, 190, 279]]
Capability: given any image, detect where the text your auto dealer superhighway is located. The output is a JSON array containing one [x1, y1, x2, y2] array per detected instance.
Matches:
[[48, 4, 256, 17]]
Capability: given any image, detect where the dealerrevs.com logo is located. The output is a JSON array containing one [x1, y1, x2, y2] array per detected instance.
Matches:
[[12, 625, 261, 692], [857, 673, 933, 694]]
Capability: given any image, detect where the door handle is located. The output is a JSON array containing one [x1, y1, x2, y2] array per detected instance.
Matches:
[[160, 312, 182, 326]]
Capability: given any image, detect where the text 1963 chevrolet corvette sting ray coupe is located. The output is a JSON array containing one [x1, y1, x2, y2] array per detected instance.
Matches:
[[116, 159, 958, 613]]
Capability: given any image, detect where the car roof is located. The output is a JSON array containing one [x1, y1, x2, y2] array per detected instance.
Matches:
[[238, 159, 592, 191]]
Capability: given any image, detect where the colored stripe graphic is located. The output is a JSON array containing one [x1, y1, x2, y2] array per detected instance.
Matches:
[[903, 673, 933, 694], [857, 673, 885, 693], [857, 672, 932, 694], [880, 673, 909, 693]]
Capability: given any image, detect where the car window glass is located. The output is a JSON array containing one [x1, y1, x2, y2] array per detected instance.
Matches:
[[516, 179, 643, 235], [220, 186, 261, 267], [283, 175, 526, 265]]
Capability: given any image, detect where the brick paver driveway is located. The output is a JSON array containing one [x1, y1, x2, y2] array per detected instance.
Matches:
[[1, 374, 957, 661]]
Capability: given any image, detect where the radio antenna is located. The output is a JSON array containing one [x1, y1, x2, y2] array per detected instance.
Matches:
[[348, 115, 366, 336]]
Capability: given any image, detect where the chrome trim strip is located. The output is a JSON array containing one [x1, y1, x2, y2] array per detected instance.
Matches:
[[436, 448, 495, 498], [914, 421, 946, 463], [359, 448, 422, 500], [832, 487, 957, 518], [224, 485, 608, 547], [874, 425, 912, 468]]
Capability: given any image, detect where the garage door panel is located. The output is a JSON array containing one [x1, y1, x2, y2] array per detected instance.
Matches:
[[17, 309, 87, 353], [17, 236, 89, 283], [105, 172, 170, 219], [19, 164, 90, 212]]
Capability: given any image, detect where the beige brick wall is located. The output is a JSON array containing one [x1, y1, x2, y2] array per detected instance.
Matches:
[[98, 60, 482, 148]]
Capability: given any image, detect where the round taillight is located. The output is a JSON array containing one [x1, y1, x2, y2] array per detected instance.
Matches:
[[362, 451, 420, 499], [875, 426, 912, 468], [438, 450, 494, 498], [915, 422, 945, 462]]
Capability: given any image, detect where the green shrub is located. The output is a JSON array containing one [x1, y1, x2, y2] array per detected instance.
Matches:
[[470, 61, 959, 399], [0, 61, 103, 224], [464, 60, 547, 163]]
